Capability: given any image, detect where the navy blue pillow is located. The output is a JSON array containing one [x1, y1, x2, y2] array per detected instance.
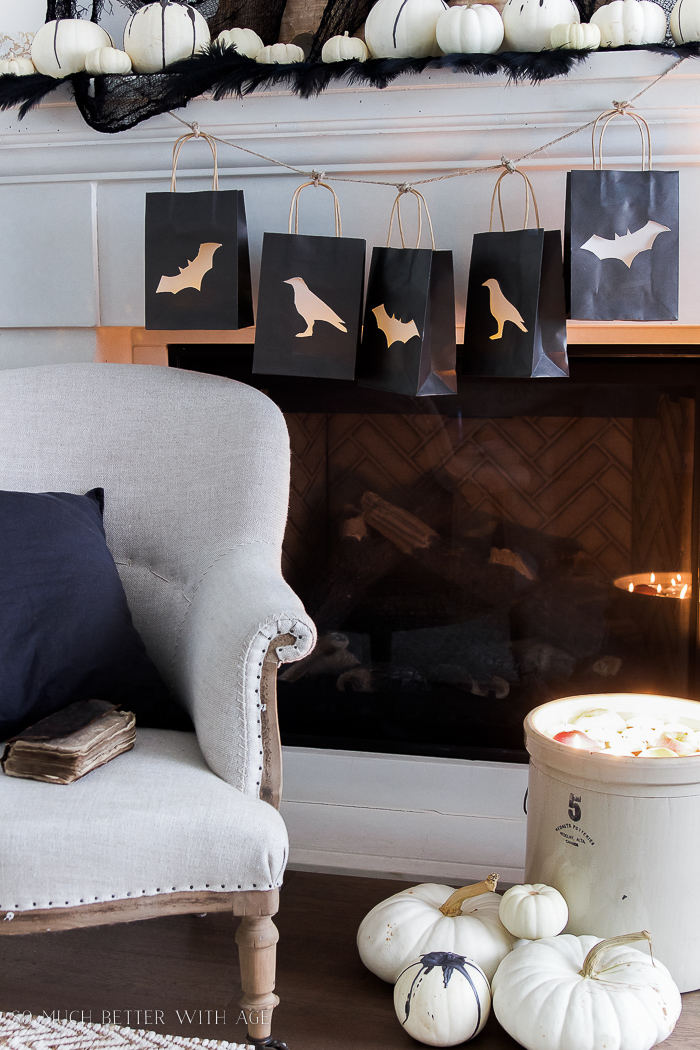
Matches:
[[0, 488, 185, 740]]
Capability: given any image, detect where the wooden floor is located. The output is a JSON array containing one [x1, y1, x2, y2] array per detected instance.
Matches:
[[0, 871, 698, 1049]]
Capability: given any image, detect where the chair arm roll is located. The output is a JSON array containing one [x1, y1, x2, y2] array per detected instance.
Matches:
[[174, 544, 316, 793]]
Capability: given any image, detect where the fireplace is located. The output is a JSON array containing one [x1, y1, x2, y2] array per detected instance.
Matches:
[[169, 347, 700, 763]]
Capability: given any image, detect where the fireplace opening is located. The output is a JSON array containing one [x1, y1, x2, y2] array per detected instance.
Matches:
[[169, 347, 700, 762]]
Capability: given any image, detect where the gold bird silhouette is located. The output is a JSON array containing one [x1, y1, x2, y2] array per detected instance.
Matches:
[[284, 277, 347, 338], [482, 278, 528, 340]]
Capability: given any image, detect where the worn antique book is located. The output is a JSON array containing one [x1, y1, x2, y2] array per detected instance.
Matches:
[[1, 699, 136, 784]]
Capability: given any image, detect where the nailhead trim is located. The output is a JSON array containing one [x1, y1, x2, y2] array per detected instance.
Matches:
[[4, 881, 282, 909]]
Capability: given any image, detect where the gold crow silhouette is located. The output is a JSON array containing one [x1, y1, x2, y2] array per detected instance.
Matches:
[[482, 278, 528, 340], [284, 277, 347, 338]]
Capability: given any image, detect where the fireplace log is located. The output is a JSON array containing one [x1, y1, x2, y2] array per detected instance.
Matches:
[[308, 505, 403, 629], [358, 491, 532, 607], [360, 491, 439, 554]]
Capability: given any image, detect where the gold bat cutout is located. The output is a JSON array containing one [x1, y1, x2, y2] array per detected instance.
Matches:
[[156, 242, 222, 294], [482, 279, 528, 341], [372, 304, 420, 347], [580, 221, 671, 269]]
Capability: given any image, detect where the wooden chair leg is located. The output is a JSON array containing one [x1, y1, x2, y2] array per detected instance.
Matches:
[[236, 914, 285, 1047]]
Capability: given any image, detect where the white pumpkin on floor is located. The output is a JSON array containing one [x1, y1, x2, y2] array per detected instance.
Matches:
[[502, 0, 579, 51], [394, 951, 491, 1046], [365, 0, 449, 59], [357, 875, 513, 983], [31, 19, 113, 78], [591, 0, 667, 46], [498, 883, 568, 940], [436, 5, 504, 54], [216, 27, 264, 59], [492, 931, 682, 1050], [123, 1, 211, 74], [670, 0, 700, 41]]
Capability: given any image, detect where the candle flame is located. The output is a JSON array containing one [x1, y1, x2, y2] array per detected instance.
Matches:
[[657, 584, 662, 593], [628, 583, 634, 592], [650, 573, 656, 583]]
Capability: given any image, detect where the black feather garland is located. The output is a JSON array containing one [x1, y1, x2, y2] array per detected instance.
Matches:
[[0, 73, 64, 120], [2, 42, 699, 135]]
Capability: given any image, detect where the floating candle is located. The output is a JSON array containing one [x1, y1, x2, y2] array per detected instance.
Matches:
[[613, 571, 692, 599]]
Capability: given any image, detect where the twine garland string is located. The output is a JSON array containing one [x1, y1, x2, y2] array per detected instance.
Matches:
[[167, 53, 685, 192]]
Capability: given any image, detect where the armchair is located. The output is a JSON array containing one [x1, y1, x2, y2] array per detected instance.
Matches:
[[0, 363, 316, 1048]]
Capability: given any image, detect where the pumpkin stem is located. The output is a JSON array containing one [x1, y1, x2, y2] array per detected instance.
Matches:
[[580, 930, 654, 979], [439, 874, 499, 917]]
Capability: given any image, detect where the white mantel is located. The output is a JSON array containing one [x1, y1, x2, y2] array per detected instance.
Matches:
[[2, 53, 699, 879], [2, 51, 700, 370]]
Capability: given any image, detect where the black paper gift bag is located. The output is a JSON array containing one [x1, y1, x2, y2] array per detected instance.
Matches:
[[565, 108, 679, 321], [462, 168, 568, 378], [356, 188, 457, 396], [145, 132, 253, 331], [253, 180, 365, 380]]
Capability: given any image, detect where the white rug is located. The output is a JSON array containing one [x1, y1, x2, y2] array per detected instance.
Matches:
[[0, 1014, 251, 1050]]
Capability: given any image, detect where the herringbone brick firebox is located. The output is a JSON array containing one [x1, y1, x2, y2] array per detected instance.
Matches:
[[170, 346, 697, 762]]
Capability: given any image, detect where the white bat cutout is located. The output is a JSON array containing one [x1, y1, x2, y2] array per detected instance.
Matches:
[[580, 220, 671, 269]]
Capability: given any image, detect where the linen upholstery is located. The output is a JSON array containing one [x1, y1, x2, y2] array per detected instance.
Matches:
[[0, 363, 316, 794], [0, 731, 288, 912]]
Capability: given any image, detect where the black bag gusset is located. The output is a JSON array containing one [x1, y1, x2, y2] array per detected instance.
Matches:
[[463, 167, 568, 378], [356, 188, 457, 397]]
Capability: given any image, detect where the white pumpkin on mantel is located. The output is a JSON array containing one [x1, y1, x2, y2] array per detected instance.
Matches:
[[0, 56, 36, 76], [84, 47, 133, 76], [436, 4, 505, 54], [357, 876, 513, 983], [255, 43, 305, 64], [216, 27, 264, 59], [123, 1, 211, 74], [591, 0, 667, 47], [365, 0, 449, 59], [492, 931, 682, 1050], [321, 31, 369, 62], [671, 0, 700, 41], [550, 21, 601, 48], [31, 19, 113, 78], [394, 951, 492, 1047], [502, 0, 579, 51]]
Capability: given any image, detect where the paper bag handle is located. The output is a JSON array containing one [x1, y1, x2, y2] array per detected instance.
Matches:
[[170, 131, 219, 192], [288, 180, 342, 237], [386, 188, 436, 250], [489, 168, 540, 232], [592, 107, 652, 171]]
